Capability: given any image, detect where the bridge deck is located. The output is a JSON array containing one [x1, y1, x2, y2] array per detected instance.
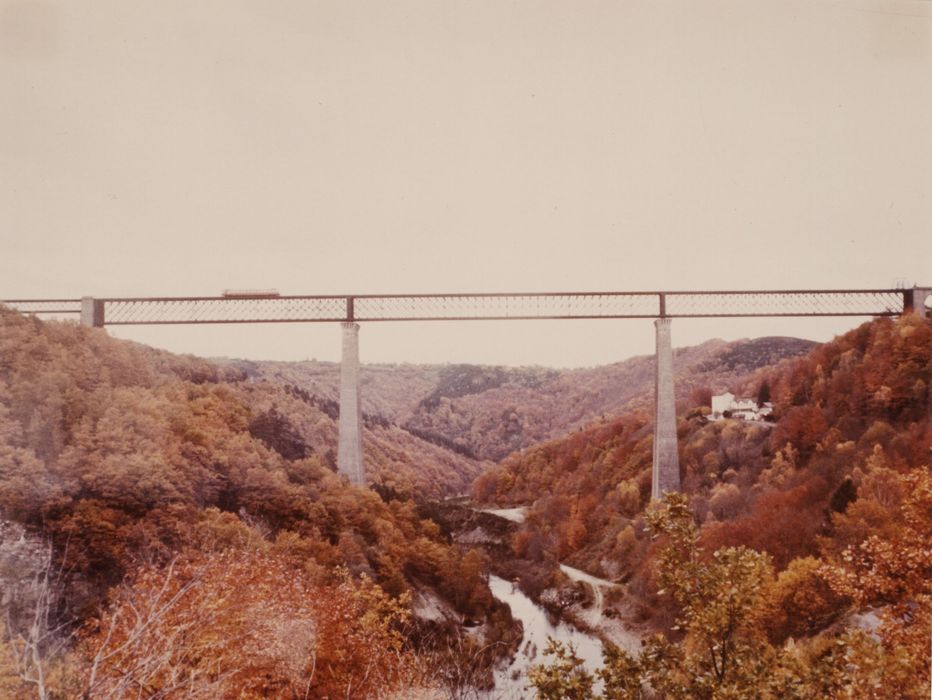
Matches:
[[1, 289, 912, 325]]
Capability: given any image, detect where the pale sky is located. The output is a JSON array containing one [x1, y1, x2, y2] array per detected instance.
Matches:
[[1, 0, 930, 366]]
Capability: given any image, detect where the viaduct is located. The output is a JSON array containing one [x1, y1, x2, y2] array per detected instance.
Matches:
[[4, 287, 929, 500]]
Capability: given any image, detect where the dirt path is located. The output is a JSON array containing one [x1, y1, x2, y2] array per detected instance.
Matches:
[[560, 563, 609, 613], [559, 563, 642, 653]]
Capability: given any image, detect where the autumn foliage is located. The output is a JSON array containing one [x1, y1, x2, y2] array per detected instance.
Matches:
[[1, 305, 929, 698], [79, 548, 417, 699], [532, 485, 931, 699], [478, 313, 930, 694], [0, 307, 514, 698]]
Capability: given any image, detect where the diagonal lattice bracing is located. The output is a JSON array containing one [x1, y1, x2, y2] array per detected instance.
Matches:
[[353, 293, 660, 320], [665, 290, 904, 317], [0, 290, 911, 324], [102, 296, 348, 325]]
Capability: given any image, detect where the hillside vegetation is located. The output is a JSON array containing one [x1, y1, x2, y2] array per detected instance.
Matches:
[[2, 305, 926, 698], [0, 308, 513, 699], [243, 336, 814, 462], [475, 314, 931, 698]]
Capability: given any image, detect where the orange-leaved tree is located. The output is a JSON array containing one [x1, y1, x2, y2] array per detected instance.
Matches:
[[79, 546, 420, 699], [820, 468, 931, 699]]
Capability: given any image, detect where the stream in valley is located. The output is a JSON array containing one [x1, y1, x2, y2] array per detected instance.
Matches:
[[458, 504, 640, 698], [482, 575, 605, 699]]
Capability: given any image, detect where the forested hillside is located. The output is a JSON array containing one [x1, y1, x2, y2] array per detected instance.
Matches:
[[243, 336, 814, 462], [3, 305, 927, 698], [0, 308, 514, 699], [475, 314, 931, 698]]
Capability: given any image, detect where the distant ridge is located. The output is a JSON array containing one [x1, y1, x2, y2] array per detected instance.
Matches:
[[235, 335, 816, 462]]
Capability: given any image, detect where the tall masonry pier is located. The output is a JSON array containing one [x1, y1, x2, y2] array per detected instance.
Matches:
[[337, 322, 365, 485], [652, 317, 680, 500]]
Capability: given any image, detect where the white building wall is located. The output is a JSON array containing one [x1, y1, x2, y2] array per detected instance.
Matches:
[[711, 392, 735, 417]]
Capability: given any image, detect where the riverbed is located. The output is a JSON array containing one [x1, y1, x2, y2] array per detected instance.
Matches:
[[482, 574, 605, 699]]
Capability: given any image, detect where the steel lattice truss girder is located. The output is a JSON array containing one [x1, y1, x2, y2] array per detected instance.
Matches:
[[1, 299, 83, 315], [1, 290, 909, 324], [662, 290, 905, 318]]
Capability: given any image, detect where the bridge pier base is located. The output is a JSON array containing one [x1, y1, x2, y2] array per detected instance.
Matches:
[[337, 322, 365, 486], [652, 318, 680, 500]]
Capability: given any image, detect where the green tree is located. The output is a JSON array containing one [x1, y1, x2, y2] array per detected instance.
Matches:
[[638, 494, 775, 698], [528, 639, 594, 700]]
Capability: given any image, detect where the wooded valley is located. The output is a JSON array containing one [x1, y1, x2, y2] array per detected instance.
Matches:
[[0, 305, 928, 698]]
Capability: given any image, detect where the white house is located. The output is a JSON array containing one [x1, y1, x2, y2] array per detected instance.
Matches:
[[709, 393, 774, 421]]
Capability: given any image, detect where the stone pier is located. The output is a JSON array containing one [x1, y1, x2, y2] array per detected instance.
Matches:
[[652, 317, 680, 500], [907, 287, 931, 319], [80, 297, 104, 327], [337, 322, 365, 485]]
